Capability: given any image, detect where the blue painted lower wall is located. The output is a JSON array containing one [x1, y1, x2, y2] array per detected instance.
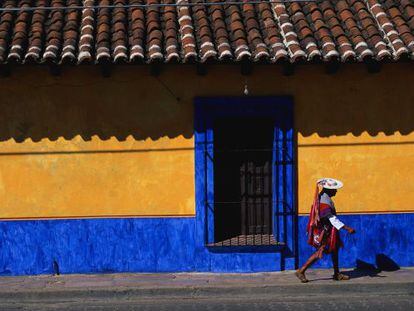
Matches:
[[1, 213, 413, 275], [0, 218, 283, 276], [298, 213, 414, 269]]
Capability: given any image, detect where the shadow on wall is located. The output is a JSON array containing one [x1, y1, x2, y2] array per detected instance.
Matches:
[[0, 64, 413, 143], [0, 67, 194, 143], [297, 95, 414, 138], [290, 64, 414, 138], [0, 95, 194, 143]]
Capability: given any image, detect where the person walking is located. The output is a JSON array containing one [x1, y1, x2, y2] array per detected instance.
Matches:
[[295, 178, 356, 283]]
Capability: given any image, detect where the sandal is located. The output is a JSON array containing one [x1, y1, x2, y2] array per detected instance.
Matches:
[[295, 270, 309, 283], [333, 273, 350, 281]]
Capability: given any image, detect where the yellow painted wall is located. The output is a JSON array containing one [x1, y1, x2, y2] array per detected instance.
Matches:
[[298, 132, 414, 214], [0, 63, 413, 219], [0, 136, 194, 218]]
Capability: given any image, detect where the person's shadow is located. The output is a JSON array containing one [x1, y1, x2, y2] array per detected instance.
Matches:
[[342, 254, 400, 279]]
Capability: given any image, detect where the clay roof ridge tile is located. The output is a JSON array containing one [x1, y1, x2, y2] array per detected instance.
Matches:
[[364, 0, 409, 59], [271, 2, 306, 62], [385, 2, 414, 55], [192, 0, 217, 63], [349, 1, 391, 60], [176, 0, 197, 62], [257, 3, 287, 63], [111, 0, 128, 63], [128, 0, 145, 62], [77, 0, 95, 63]]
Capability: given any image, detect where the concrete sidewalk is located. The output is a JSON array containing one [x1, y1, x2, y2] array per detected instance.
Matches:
[[0, 268, 413, 300]]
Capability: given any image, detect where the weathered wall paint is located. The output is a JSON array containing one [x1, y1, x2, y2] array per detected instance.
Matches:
[[298, 132, 414, 214], [0, 136, 194, 218], [0, 64, 413, 219], [0, 217, 284, 275], [1, 213, 412, 275], [298, 214, 414, 269]]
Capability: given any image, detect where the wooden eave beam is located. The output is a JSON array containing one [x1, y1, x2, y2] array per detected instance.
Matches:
[[48, 62, 61, 76], [99, 59, 112, 78], [241, 59, 253, 76], [282, 62, 295, 76], [0, 64, 11, 77], [325, 59, 340, 74], [150, 62, 162, 76], [364, 57, 382, 74], [196, 63, 208, 76]]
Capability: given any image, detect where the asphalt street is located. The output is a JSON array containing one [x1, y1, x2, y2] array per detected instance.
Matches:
[[1, 292, 413, 311], [1, 269, 413, 310]]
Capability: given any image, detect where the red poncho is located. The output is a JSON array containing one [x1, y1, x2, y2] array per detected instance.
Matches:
[[306, 184, 340, 254]]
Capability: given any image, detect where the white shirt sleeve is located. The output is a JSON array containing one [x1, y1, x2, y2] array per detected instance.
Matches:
[[329, 215, 345, 230]]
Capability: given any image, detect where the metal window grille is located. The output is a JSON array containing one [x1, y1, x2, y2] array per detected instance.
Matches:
[[207, 148, 284, 247]]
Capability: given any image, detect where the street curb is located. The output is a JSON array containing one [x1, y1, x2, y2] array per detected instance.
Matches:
[[0, 281, 413, 301]]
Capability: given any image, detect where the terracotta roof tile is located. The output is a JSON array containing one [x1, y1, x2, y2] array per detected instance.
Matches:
[[241, 2, 268, 61], [177, 0, 197, 62], [302, 2, 339, 60], [336, 1, 375, 61], [162, 0, 180, 62], [367, 0, 409, 59], [384, 0, 414, 56], [0, 1, 15, 62], [0, 0, 413, 65], [351, 1, 390, 60], [8, 0, 31, 62], [209, 1, 232, 60], [320, 2, 355, 61], [193, 0, 217, 62], [111, 0, 128, 63], [61, 0, 80, 63], [128, 0, 145, 62], [43, 0, 65, 62], [287, 2, 321, 61], [226, 3, 251, 60], [77, 0, 95, 64], [25, 0, 47, 63], [95, 0, 111, 62], [146, 0, 164, 62], [272, 2, 306, 62]]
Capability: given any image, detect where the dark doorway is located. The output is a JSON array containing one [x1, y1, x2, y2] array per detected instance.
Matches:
[[213, 118, 274, 244]]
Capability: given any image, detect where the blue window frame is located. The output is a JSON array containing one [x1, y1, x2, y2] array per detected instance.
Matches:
[[194, 97, 296, 259]]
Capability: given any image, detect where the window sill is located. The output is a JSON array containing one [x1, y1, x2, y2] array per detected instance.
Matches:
[[206, 234, 283, 247]]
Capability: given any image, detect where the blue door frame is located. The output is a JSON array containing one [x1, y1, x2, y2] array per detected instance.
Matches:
[[194, 97, 297, 269]]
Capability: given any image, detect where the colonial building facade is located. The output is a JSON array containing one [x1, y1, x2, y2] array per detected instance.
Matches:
[[0, 0, 413, 275]]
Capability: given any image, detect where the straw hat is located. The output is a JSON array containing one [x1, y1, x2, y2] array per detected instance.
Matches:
[[317, 178, 343, 189]]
